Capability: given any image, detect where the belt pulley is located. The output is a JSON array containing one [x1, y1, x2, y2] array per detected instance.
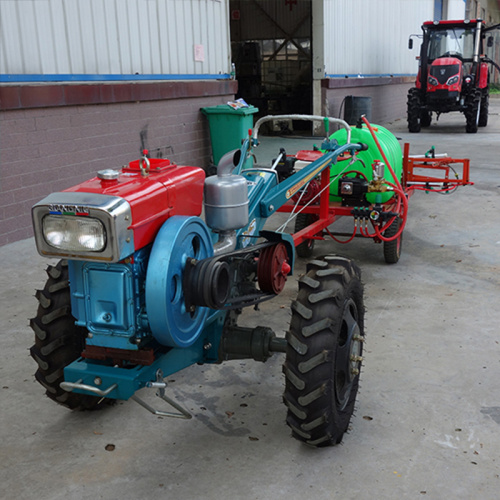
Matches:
[[184, 240, 291, 311]]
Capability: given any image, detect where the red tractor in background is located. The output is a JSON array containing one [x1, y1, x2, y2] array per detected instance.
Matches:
[[407, 19, 500, 133]]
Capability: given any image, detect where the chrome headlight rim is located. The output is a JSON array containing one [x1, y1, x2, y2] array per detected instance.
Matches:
[[32, 192, 134, 262]]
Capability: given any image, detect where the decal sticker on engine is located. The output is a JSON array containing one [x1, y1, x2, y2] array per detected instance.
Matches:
[[48, 204, 90, 216]]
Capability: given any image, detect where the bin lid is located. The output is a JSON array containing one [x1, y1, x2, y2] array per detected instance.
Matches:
[[201, 105, 259, 116]]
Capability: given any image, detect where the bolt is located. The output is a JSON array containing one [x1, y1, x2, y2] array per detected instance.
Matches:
[[351, 368, 360, 376], [102, 313, 112, 322], [350, 355, 364, 362], [353, 334, 364, 342], [94, 377, 102, 386], [269, 205, 274, 212], [204, 343, 212, 350]]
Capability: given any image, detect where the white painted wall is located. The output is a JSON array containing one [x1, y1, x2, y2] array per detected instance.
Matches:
[[0, 0, 231, 78], [320, 0, 435, 77], [448, 0, 467, 20]]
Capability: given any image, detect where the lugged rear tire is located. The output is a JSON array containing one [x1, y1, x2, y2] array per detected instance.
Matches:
[[465, 89, 481, 133], [479, 91, 489, 127], [283, 255, 365, 447], [30, 260, 110, 410]]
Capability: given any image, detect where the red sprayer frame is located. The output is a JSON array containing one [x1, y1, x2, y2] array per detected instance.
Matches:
[[277, 119, 472, 249], [403, 142, 471, 192]]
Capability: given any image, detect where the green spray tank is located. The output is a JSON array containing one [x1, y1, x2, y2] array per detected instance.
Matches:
[[329, 123, 403, 204]]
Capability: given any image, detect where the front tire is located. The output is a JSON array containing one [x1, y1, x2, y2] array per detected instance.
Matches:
[[283, 255, 365, 447], [30, 260, 109, 410], [407, 88, 422, 133], [420, 110, 432, 128]]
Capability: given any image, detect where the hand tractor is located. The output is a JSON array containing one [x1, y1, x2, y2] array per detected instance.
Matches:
[[30, 114, 471, 447], [407, 18, 500, 133]]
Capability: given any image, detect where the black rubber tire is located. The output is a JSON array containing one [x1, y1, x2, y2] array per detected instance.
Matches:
[[383, 217, 403, 264], [465, 90, 481, 133], [407, 88, 422, 133], [479, 91, 489, 127], [295, 213, 317, 258], [283, 255, 365, 447], [420, 110, 432, 128], [30, 260, 109, 410]]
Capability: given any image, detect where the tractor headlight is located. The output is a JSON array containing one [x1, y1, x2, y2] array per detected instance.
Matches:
[[446, 76, 459, 86], [42, 215, 106, 252], [32, 192, 134, 262], [463, 75, 473, 87], [428, 76, 438, 86]]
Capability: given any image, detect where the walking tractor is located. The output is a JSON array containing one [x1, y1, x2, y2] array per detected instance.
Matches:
[[30, 114, 471, 447]]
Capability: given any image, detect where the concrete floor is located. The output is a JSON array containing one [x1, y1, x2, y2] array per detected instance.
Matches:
[[1, 99, 500, 500]]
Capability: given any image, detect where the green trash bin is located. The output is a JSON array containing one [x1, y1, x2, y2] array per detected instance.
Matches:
[[201, 105, 259, 166]]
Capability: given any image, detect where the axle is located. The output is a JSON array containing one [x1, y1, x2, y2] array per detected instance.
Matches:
[[220, 325, 287, 362]]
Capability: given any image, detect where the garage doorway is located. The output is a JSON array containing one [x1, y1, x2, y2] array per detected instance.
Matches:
[[230, 0, 313, 131]]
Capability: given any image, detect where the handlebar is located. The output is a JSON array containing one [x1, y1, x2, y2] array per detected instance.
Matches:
[[252, 114, 352, 144]]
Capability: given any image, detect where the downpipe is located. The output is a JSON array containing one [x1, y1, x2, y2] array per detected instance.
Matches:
[[213, 230, 237, 256]]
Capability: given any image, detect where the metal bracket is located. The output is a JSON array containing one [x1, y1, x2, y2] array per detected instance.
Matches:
[[140, 150, 150, 177], [131, 369, 192, 419], [60, 379, 118, 397]]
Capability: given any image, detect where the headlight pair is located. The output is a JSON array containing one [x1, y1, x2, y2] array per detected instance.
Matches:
[[42, 215, 106, 252]]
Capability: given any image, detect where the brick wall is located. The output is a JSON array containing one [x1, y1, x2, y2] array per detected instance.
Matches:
[[322, 77, 414, 125], [0, 81, 237, 246]]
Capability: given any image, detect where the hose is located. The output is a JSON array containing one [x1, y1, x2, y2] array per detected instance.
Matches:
[[361, 116, 408, 242], [342, 170, 369, 181], [326, 224, 357, 244], [361, 116, 404, 193]]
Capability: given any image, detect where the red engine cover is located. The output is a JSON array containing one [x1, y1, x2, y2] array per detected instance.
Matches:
[[65, 157, 205, 251]]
